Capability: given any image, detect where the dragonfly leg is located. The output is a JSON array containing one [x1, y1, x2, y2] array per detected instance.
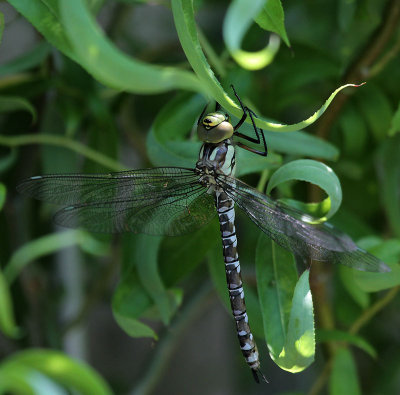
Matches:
[[231, 85, 268, 157]]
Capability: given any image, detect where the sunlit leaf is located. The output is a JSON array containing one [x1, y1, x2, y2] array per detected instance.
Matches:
[[256, 234, 298, 358], [1, 350, 113, 395], [223, 0, 280, 70], [275, 270, 315, 372]]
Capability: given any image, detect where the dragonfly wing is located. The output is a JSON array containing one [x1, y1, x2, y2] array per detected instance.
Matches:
[[217, 175, 389, 273], [17, 167, 215, 236]]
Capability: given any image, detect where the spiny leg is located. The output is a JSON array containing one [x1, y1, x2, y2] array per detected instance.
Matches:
[[230, 85, 268, 157]]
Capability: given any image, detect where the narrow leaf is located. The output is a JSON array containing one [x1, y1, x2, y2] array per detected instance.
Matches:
[[4, 230, 108, 284], [0, 41, 51, 76], [388, 101, 400, 136], [172, 0, 362, 131], [223, 0, 280, 70], [0, 183, 5, 210], [134, 235, 174, 325], [60, 0, 201, 93], [2, 350, 113, 395], [256, 234, 298, 357], [0, 270, 20, 338], [317, 329, 377, 358], [330, 348, 361, 395], [354, 239, 400, 292], [112, 272, 157, 339], [267, 159, 342, 220], [0, 95, 37, 122], [274, 270, 315, 372], [255, 0, 290, 46]]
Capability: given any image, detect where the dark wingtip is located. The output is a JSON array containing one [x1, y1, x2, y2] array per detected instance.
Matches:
[[251, 368, 269, 384]]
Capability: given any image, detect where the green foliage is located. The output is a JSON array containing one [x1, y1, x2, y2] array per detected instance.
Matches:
[[1, 0, 399, 394]]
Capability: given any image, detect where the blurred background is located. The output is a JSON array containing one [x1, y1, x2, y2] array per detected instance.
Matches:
[[0, 0, 400, 394]]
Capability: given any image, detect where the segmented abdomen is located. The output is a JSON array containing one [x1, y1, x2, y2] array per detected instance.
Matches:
[[215, 190, 260, 374]]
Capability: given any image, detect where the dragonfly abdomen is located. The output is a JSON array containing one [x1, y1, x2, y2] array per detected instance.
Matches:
[[215, 190, 261, 378]]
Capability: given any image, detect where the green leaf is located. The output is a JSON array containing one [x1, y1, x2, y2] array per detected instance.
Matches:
[[112, 272, 157, 339], [160, 219, 220, 286], [223, 0, 281, 70], [0, 270, 20, 338], [275, 270, 315, 372], [146, 93, 204, 168], [7, 0, 76, 60], [134, 235, 175, 325], [339, 266, 369, 308], [147, 92, 282, 174], [267, 159, 342, 220], [0, 183, 5, 210], [353, 239, 400, 292], [388, 101, 400, 136], [0, 148, 18, 174], [233, 118, 339, 161], [1, 349, 113, 395], [255, 0, 290, 46], [264, 130, 339, 160], [0, 95, 37, 122], [256, 233, 298, 358], [0, 41, 51, 76], [376, 135, 400, 238], [317, 329, 377, 358], [0, 364, 37, 395], [172, 0, 361, 132], [59, 0, 201, 93], [4, 230, 108, 284], [330, 348, 361, 395]]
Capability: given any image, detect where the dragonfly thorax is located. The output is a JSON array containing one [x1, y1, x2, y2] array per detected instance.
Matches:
[[196, 139, 236, 190], [197, 111, 234, 143]]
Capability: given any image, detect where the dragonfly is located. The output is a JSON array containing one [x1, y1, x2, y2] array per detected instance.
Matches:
[[17, 87, 389, 383]]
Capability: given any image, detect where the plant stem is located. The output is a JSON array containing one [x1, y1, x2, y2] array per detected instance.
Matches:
[[349, 286, 399, 334], [0, 134, 125, 171]]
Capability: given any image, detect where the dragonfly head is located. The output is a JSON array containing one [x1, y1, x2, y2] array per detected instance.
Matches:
[[197, 111, 234, 143]]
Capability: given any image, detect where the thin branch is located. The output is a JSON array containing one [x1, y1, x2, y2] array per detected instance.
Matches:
[[0, 134, 125, 171]]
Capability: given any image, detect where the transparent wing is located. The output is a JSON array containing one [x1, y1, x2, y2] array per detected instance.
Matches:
[[217, 175, 389, 273], [17, 167, 215, 236]]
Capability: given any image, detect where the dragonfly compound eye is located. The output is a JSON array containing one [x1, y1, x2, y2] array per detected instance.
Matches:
[[197, 112, 234, 143]]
